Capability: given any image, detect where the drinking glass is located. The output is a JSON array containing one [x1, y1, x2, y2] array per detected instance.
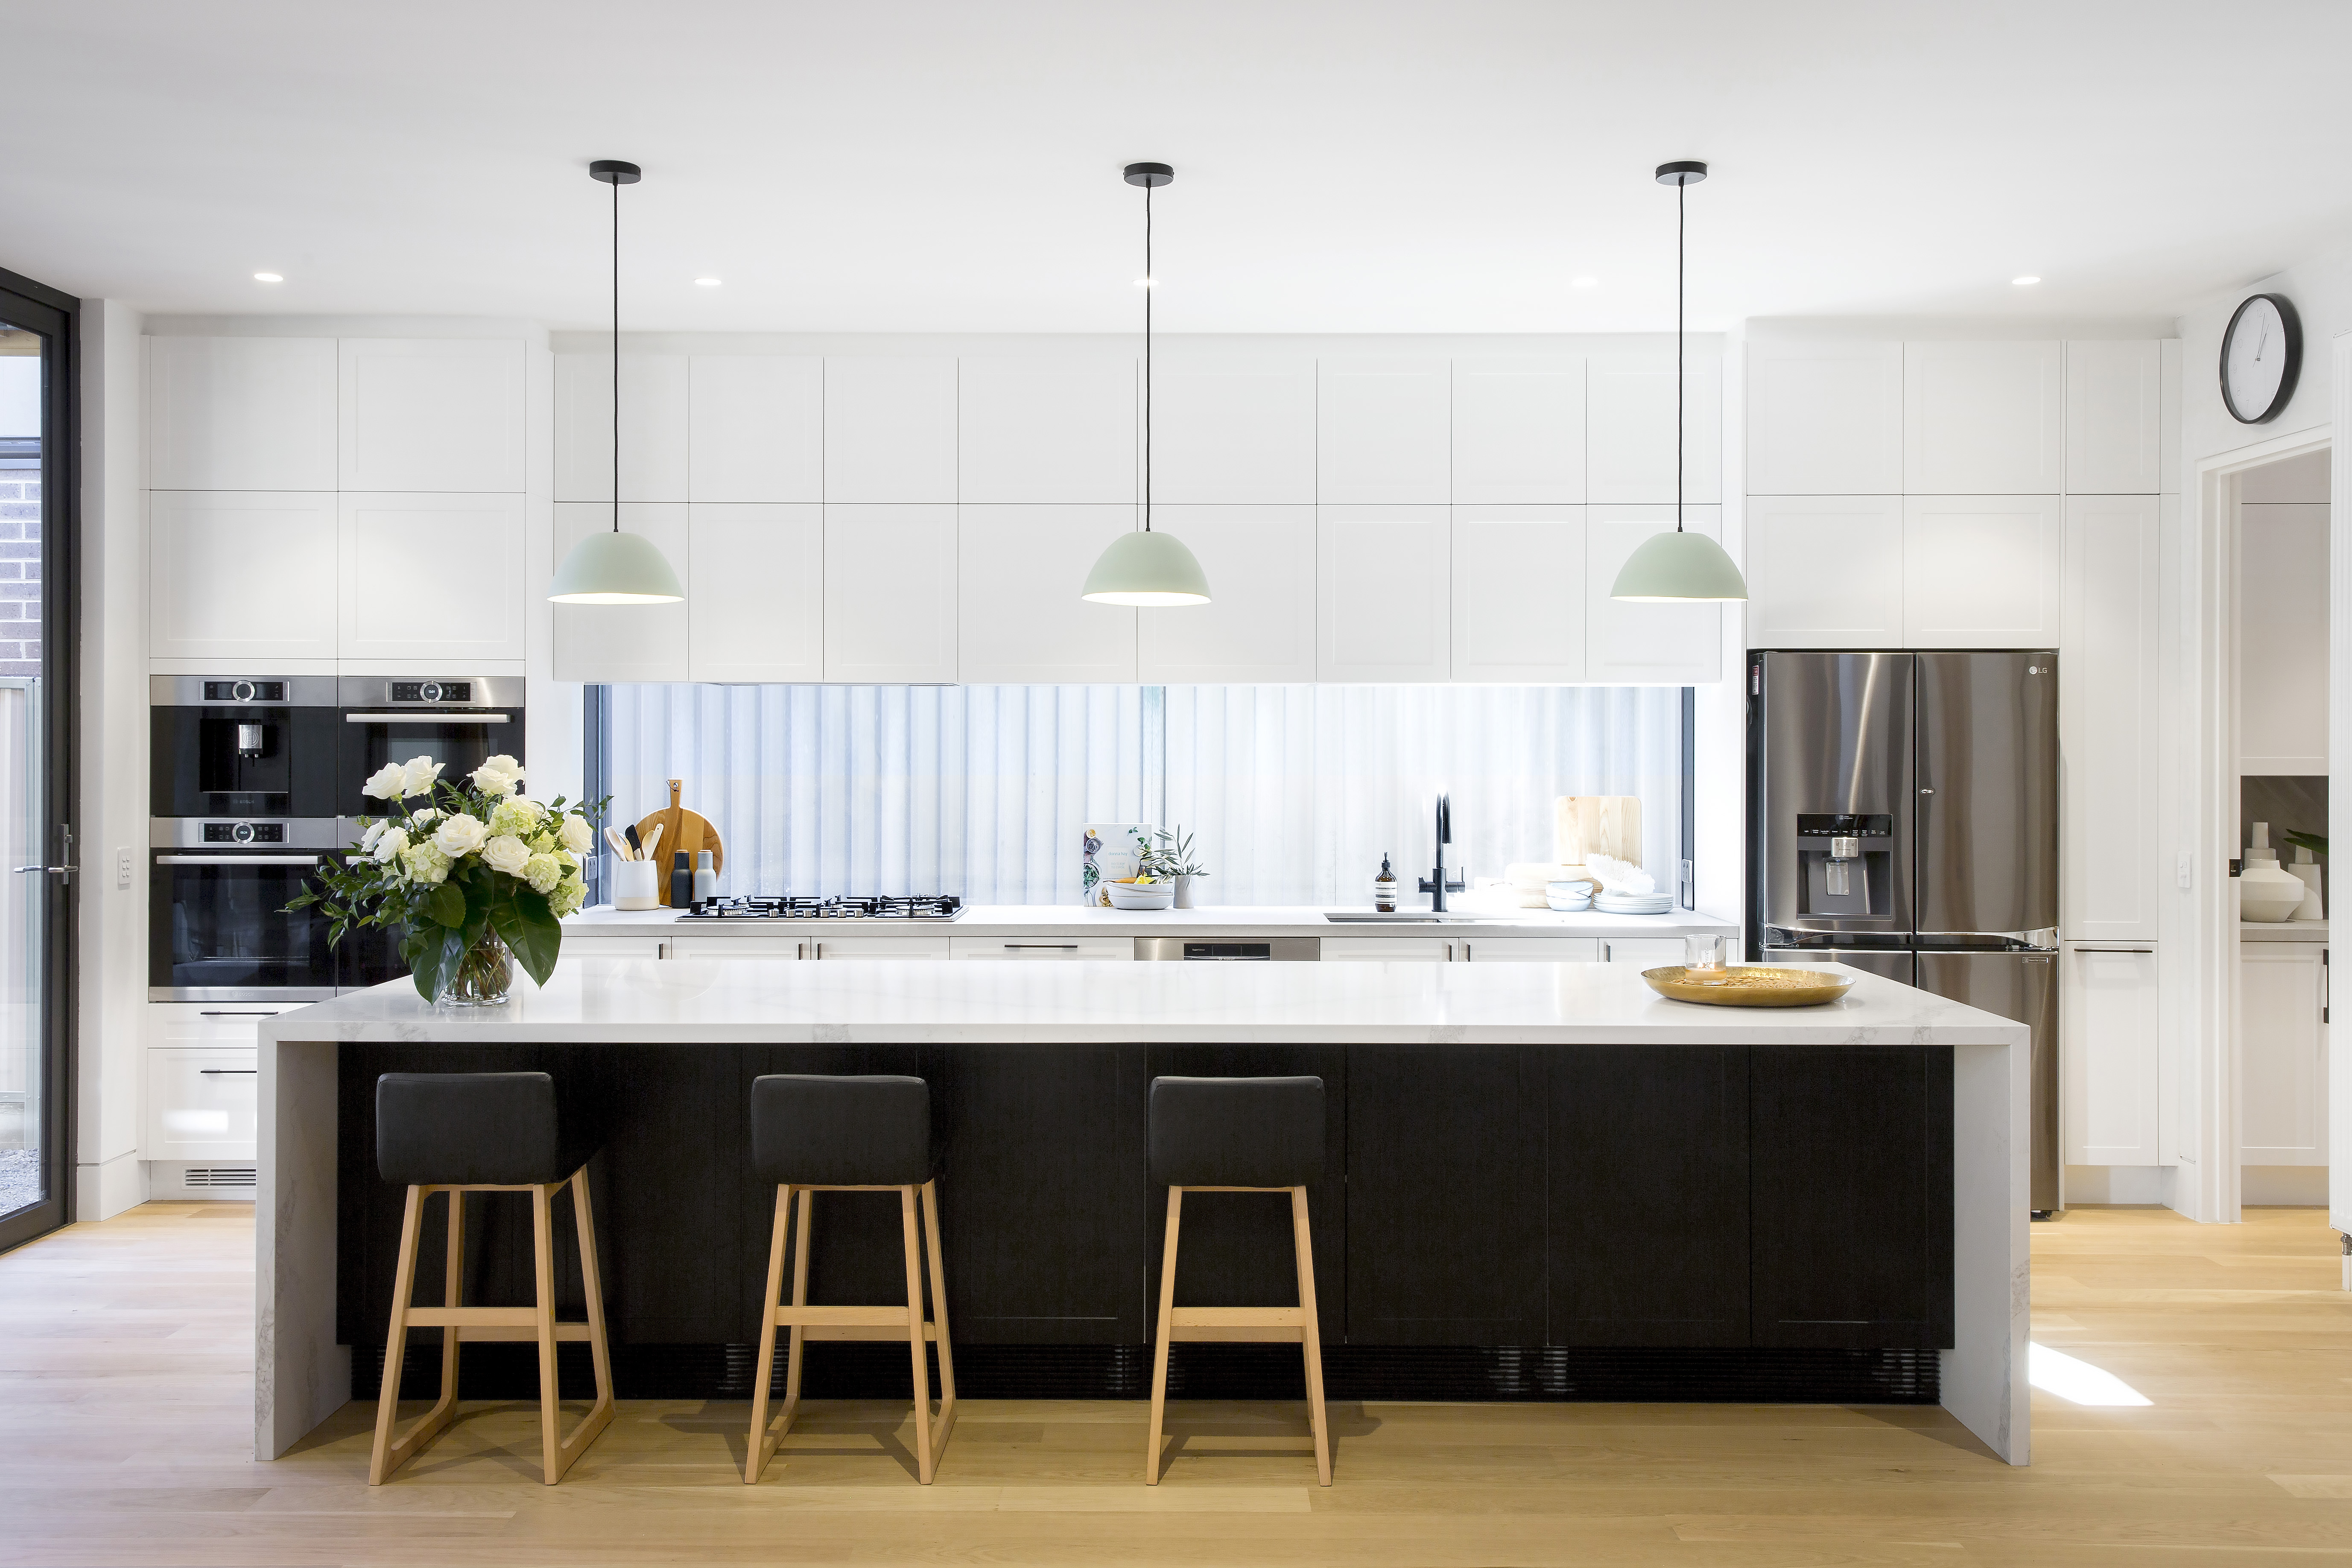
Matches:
[[1683, 933, 1724, 972]]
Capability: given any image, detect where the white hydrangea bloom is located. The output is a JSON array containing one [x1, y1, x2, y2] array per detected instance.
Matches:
[[522, 853, 564, 894], [487, 797, 545, 839], [549, 875, 588, 917], [402, 841, 452, 885]]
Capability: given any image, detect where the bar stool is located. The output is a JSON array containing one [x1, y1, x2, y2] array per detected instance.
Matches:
[[368, 1071, 614, 1486], [745, 1074, 956, 1485], [1145, 1075, 1331, 1486]]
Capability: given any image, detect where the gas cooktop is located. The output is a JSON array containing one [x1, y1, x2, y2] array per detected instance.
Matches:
[[670, 895, 964, 922]]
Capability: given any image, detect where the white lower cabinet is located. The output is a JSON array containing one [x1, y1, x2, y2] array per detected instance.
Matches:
[[951, 937, 1133, 961], [1320, 937, 1453, 962], [560, 935, 666, 959], [664, 935, 806, 960], [146, 1047, 259, 1162], [806, 934, 952, 961], [2241, 945, 2327, 1165], [2061, 944, 2162, 1165], [1464, 937, 1601, 962], [1600, 938, 1687, 967]]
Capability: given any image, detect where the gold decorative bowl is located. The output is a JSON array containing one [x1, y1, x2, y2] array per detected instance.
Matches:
[[1640, 965, 1855, 1007]]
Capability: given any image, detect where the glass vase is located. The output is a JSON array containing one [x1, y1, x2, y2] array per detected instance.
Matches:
[[439, 932, 514, 1007]]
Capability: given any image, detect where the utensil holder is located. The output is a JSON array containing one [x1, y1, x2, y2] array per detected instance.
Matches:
[[612, 857, 660, 911]]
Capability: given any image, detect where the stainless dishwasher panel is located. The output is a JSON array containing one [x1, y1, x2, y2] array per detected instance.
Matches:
[[1134, 938, 1321, 961]]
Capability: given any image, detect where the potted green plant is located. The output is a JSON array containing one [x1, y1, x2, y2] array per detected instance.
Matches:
[[1139, 825, 1211, 909], [286, 753, 601, 1005]]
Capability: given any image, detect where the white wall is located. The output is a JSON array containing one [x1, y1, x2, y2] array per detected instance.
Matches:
[[77, 300, 147, 1219]]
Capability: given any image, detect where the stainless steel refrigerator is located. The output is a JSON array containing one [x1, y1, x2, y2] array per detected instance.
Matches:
[[1747, 651, 2062, 1215]]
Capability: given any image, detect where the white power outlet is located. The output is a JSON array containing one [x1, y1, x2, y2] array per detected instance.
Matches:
[[2176, 853, 2194, 892], [116, 847, 132, 891]]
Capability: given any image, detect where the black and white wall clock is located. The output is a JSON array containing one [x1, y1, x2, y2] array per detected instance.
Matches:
[[2220, 292, 2302, 424]]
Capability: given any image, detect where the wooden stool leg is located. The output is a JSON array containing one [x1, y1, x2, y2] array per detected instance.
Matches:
[[1291, 1185, 1331, 1486], [438, 1190, 466, 1409], [1145, 1186, 1183, 1484], [785, 1188, 812, 1409], [745, 1185, 792, 1483], [920, 1179, 957, 1467], [530, 1183, 562, 1485], [898, 1186, 936, 1483], [368, 1185, 427, 1485], [556, 1170, 617, 1476]]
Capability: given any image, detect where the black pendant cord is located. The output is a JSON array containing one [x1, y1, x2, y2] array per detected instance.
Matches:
[[1134, 183, 1143, 534], [611, 170, 621, 537], [1675, 174, 1685, 534]]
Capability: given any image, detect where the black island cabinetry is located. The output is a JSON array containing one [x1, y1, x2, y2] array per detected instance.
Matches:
[[337, 1041, 1952, 1406]]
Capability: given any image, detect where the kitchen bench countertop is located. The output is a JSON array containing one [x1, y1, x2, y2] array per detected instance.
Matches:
[[562, 902, 1741, 942]]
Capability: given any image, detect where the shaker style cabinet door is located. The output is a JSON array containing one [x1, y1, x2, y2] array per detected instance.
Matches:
[[2064, 340, 2162, 495], [151, 491, 339, 662], [958, 357, 1137, 503], [1136, 505, 1317, 683], [2237, 466, 2330, 776], [688, 503, 823, 682], [687, 356, 822, 502], [824, 356, 958, 502], [552, 502, 689, 682], [2240, 947, 2328, 1166], [2061, 945, 2162, 1166], [1744, 340, 1902, 495], [1743, 496, 1904, 649], [2060, 494, 2161, 940], [555, 352, 690, 502], [1901, 495, 2062, 648], [1450, 506, 1585, 681], [824, 504, 956, 683], [1902, 340, 2063, 493], [338, 338, 526, 493], [1318, 359, 1450, 505], [339, 493, 528, 663], [149, 336, 338, 492], [145, 1047, 260, 1162], [1452, 357, 1584, 504], [1585, 507, 1724, 683], [1587, 346, 1721, 505], [1318, 506, 1449, 681], [1147, 355, 1318, 504], [957, 505, 1137, 683]]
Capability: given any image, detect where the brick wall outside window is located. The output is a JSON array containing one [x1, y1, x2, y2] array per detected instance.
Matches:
[[0, 476, 40, 678]]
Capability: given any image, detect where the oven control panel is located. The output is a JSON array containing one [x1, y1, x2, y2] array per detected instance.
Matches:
[[200, 821, 286, 845], [388, 680, 472, 704]]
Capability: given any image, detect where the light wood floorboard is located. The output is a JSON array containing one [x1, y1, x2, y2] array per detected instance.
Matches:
[[0, 1201, 2347, 1564]]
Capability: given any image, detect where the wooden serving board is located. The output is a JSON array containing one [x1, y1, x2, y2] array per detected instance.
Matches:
[[634, 778, 724, 906], [1555, 795, 1642, 868]]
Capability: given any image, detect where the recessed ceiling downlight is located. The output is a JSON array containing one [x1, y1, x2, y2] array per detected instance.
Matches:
[[2013, 275, 2042, 286], [695, 277, 722, 287], [253, 272, 283, 283], [1572, 276, 1599, 288]]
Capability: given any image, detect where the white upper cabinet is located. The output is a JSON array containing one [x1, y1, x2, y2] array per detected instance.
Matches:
[[1744, 340, 1902, 494], [1587, 346, 1721, 506], [2061, 494, 2161, 940], [1318, 506, 1449, 681], [338, 493, 527, 663], [552, 502, 689, 682], [2238, 490, 2330, 775], [689, 503, 823, 682], [1585, 507, 1724, 683], [337, 339, 526, 493], [1744, 496, 1905, 649], [1902, 340, 2063, 493], [1137, 505, 1317, 683], [957, 505, 1137, 683], [2065, 340, 2162, 494], [1151, 356, 1317, 503], [2159, 339, 2182, 494], [151, 491, 338, 661], [149, 336, 337, 491], [1452, 358, 1584, 504], [555, 352, 690, 502], [1901, 494, 2062, 647], [825, 356, 956, 502], [1318, 359, 1450, 505], [689, 356, 822, 503], [958, 357, 1136, 503], [824, 504, 956, 683], [1450, 506, 1584, 681], [2062, 945, 2162, 1166]]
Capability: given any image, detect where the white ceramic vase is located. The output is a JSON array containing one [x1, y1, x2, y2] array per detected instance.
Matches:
[[1173, 875, 1196, 909]]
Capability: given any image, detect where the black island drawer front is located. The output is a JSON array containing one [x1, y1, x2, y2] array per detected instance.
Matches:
[[1750, 1046, 1955, 1348]]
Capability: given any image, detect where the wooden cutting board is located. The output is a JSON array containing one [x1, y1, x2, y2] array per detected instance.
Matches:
[[1555, 795, 1642, 869], [634, 779, 725, 906]]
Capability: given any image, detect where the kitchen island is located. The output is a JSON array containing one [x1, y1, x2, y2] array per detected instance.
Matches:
[[257, 958, 2029, 1466]]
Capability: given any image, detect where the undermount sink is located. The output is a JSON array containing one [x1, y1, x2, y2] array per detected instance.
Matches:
[[1321, 911, 1513, 923]]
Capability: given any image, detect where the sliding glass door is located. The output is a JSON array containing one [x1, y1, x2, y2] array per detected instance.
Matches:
[[0, 271, 74, 1254]]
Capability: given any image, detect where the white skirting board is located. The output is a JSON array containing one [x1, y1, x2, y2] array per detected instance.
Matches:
[[149, 1160, 259, 1201], [74, 1150, 148, 1220], [2062, 1164, 2176, 1206], [2241, 1164, 2330, 1205]]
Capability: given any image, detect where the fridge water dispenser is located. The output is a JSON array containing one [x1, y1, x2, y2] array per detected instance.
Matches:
[[1794, 814, 1895, 917]]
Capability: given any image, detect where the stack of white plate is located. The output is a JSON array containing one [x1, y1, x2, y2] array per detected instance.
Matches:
[[1544, 879, 1595, 911], [1593, 889, 1673, 915]]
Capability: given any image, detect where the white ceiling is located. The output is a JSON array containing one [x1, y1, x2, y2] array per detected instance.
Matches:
[[8, 0, 2351, 333]]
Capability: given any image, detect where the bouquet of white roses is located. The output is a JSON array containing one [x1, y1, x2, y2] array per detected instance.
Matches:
[[286, 752, 603, 1003]]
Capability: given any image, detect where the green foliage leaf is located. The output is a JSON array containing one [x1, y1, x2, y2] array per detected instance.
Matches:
[[407, 924, 470, 1003], [490, 890, 561, 988], [426, 882, 467, 928]]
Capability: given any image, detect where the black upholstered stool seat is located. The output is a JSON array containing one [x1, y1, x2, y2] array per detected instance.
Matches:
[[368, 1071, 613, 1487], [745, 1074, 956, 1486], [1145, 1074, 1331, 1486]]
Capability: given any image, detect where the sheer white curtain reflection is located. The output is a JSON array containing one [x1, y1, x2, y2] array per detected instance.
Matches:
[[601, 683, 1680, 905]]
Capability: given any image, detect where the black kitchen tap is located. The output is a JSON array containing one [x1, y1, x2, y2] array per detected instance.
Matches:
[[1419, 792, 1466, 912]]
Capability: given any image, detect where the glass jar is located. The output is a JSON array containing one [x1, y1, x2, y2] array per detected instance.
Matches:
[[439, 931, 514, 1007]]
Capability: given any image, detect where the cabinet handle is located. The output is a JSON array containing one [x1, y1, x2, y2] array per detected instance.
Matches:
[[1462, 941, 1473, 962], [157, 855, 322, 866], [812, 941, 822, 961], [198, 1010, 281, 1017], [1004, 944, 1081, 950], [199, 1069, 257, 1075], [343, 712, 510, 724]]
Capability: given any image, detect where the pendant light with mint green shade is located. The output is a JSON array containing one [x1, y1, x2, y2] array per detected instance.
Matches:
[[551, 159, 687, 605], [1081, 163, 1211, 607], [1609, 161, 1747, 605]]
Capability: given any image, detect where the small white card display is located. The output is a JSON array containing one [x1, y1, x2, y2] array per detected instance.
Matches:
[[1081, 823, 1154, 907]]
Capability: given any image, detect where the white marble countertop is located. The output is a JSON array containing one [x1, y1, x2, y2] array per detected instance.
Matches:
[[260, 958, 2026, 1048], [2241, 920, 2329, 943], [565, 902, 1741, 941]]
